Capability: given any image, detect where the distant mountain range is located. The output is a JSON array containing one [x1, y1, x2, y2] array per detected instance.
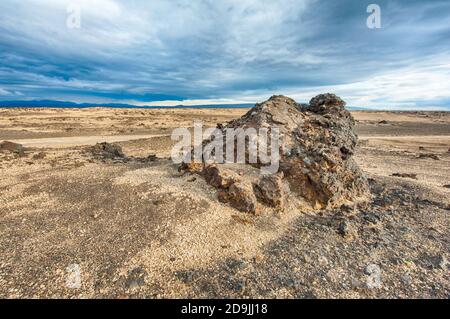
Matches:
[[0, 99, 372, 110], [0, 100, 255, 109]]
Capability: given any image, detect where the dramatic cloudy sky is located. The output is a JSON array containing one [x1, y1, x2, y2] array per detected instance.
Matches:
[[0, 0, 449, 109]]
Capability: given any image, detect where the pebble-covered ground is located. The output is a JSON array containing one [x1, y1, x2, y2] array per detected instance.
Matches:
[[0, 108, 448, 298]]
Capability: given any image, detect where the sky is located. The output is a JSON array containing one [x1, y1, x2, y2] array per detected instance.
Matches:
[[0, 0, 449, 109]]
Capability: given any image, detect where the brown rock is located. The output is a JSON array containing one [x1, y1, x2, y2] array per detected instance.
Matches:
[[185, 94, 369, 212], [392, 173, 418, 180], [219, 181, 257, 214], [0, 141, 25, 156], [253, 173, 288, 208], [307, 93, 346, 114], [417, 153, 440, 160], [203, 165, 239, 189], [32, 152, 46, 160], [179, 162, 203, 174], [89, 142, 124, 159]]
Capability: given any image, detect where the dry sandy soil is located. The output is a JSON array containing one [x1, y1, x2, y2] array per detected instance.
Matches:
[[0, 107, 449, 299]]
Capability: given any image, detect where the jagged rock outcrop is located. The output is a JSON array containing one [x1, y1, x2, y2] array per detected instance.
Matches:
[[182, 94, 370, 213]]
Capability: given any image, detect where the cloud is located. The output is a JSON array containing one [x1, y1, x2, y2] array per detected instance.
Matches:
[[0, 0, 449, 109]]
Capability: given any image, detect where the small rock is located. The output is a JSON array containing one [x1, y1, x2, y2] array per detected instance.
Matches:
[[420, 254, 448, 270], [378, 120, 389, 125], [32, 152, 46, 160], [125, 267, 147, 290], [89, 142, 124, 159], [417, 153, 440, 160], [318, 256, 329, 267], [391, 173, 418, 180], [254, 254, 264, 264], [365, 264, 382, 289], [338, 220, 356, 238], [253, 173, 287, 209], [218, 181, 257, 213], [234, 281, 245, 292], [203, 165, 238, 189], [400, 274, 412, 285]]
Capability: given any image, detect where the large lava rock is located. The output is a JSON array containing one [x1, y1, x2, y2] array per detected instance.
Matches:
[[184, 94, 370, 213]]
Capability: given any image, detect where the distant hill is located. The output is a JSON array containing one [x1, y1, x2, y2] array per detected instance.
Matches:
[[0, 99, 377, 110], [0, 100, 255, 109]]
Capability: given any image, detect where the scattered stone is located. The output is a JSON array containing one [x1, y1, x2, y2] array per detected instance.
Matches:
[[378, 120, 389, 125], [32, 152, 46, 160], [125, 267, 147, 290], [89, 142, 124, 159], [418, 254, 447, 270], [318, 256, 329, 267], [443, 184, 450, 189], [338, 220, 357, 238], [254, 254, 264, 264], [365, 264, 382, 289], [187, 176, 197, 183], [417, 153, 440, 160], [363, 212, 381, 224], [400, 274, 412, 285], [391, 173, 418, 180], [0, 141, 25, 156]]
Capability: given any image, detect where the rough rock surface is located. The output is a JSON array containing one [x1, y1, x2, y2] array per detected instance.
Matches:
[[183, 94, 369, 212], [89, 142, 125, 159], [253, 173, 288, 209], [218, 181, 258, 213], [0, 141, 25, 156]]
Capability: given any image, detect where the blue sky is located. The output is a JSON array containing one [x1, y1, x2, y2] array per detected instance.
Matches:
[[0, 0, 449, 109]]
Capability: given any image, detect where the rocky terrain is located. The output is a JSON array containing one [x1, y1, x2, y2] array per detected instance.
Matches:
[[0, 100, 449, 299]]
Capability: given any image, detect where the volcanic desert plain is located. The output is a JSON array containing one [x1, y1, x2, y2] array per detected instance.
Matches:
[[0, 98, 449, 299]]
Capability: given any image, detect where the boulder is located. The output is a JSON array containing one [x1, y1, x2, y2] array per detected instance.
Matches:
[[0, 141, 25, 156], [185, 94, 370, 212], [89, 142, 124, 159]]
